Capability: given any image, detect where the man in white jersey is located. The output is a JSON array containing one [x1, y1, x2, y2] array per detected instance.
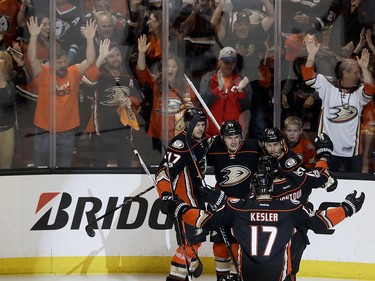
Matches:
[[301, 34, 375, 173]]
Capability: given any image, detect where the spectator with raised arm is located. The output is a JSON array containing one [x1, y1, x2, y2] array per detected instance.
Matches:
[[27, 16, 96, 167], [136, 34, 196, 152], [302, 34, 375, 172], [81, 39, 143, 168]]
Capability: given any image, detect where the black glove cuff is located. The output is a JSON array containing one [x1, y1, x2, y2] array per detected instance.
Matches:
[[341, 201, 354, 217], [174, 202, 188, 218], [317, 148, 332, 159]]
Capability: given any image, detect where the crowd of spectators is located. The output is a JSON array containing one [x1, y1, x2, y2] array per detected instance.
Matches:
[[0, 0, 375, 173]]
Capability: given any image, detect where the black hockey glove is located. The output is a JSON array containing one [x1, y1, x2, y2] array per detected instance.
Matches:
[[341, 190, 365, 217], [314, 133, 333, 159], [159, 194, 189, 220], [201, 186, 227, 211]]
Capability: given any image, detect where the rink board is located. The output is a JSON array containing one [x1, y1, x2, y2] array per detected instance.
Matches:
[[0, 174, 374, 279]]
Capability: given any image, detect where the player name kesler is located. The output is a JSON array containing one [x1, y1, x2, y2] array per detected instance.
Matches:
[[250, 212, 279, 222]]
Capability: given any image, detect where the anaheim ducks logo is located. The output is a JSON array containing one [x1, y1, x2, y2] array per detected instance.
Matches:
[[0, 16, 11, 33], [154, 98, 182, 114], [55, 19, 71, 38], [101, 86, 130, 106], [220, 165, 251, 187], [328, 105, 358, 123]]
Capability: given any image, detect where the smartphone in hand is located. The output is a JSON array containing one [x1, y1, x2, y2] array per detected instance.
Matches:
[[6, 46, 23, 58]]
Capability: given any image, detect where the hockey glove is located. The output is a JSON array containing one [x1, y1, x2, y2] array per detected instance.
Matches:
[[314, 133, 333, 159], [323, 176, 338, 192], [202, 187, 227, 211], [341, 190, 365, 217], [159, 194, 189, 220]]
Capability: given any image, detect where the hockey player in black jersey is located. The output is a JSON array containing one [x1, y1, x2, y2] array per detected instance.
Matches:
[[156, 107, 210, 281], [207, 120, 260, 280], [257, 132, 337, 281], [260, 127, 308, 173], [160, 173, 365, 281], [208, 120, 260, 198]]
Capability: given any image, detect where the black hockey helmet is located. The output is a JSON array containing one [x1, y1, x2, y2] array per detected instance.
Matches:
[[220, 120, 243, 137], [257, 155, 281, 178], [262, 127, 283, 142], [259, 127, 287, 156], [184, 107, 207, 126], [251, 172, 273, 196]]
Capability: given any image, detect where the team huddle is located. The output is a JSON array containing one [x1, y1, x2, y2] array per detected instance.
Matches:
[[156, 108, 365, 281]]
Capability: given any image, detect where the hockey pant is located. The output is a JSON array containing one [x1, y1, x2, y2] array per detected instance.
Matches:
[[167, 221, 207, 281], [211, 227, 238, 281]]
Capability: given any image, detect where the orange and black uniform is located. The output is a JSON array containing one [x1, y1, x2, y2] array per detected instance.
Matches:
[[156, 130, 209, 281], [272, 159, 333, 279], [180, 196, 347, 281]]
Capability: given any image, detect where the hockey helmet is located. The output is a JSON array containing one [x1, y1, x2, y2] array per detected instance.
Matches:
[[220, 120, 243, 138], [257, 155, 281, 178], [184, 107, 207, 126], [260, 127, 287, 156], [251, 172, 273, 196], [262, 127, 283, 142]]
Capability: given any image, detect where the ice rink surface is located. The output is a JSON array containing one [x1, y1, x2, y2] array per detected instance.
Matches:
[[0, 274, 368, 281]]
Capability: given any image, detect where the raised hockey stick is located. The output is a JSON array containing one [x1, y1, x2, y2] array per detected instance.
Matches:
[[161, 143, 204, 279], [184, 74, 221, 131], [85, 184, 155, 237], [185, 115, 242, 279]]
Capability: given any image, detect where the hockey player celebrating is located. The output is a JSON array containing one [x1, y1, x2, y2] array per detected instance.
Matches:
[[160, 173, 365, 281], [257, 133, 337, 281], [155, 107, 210, 281], [207, 120, 260, 280], [208, 120, 260, 198], [260, 127, 308, 173]]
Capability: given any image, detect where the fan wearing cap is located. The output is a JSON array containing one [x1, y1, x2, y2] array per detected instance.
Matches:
[[199, 46, 252, 137]]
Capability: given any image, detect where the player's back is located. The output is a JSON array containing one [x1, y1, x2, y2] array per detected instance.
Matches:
[[227, 197, 302, 281]]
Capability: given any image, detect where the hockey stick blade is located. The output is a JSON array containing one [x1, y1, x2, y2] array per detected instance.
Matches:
[[193, 262, 203, 278], [85, 225, 96, 238]]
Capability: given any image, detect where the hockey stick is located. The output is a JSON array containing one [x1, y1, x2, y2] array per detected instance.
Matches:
[[85, 185, 155, 237], [85, 138, 158, 238], [162, 143, 204, 279], [127, 137, 158, 186], [127, 137, 203, 277], [184, 74, 221, 131], [185, 115, 242, 279]]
